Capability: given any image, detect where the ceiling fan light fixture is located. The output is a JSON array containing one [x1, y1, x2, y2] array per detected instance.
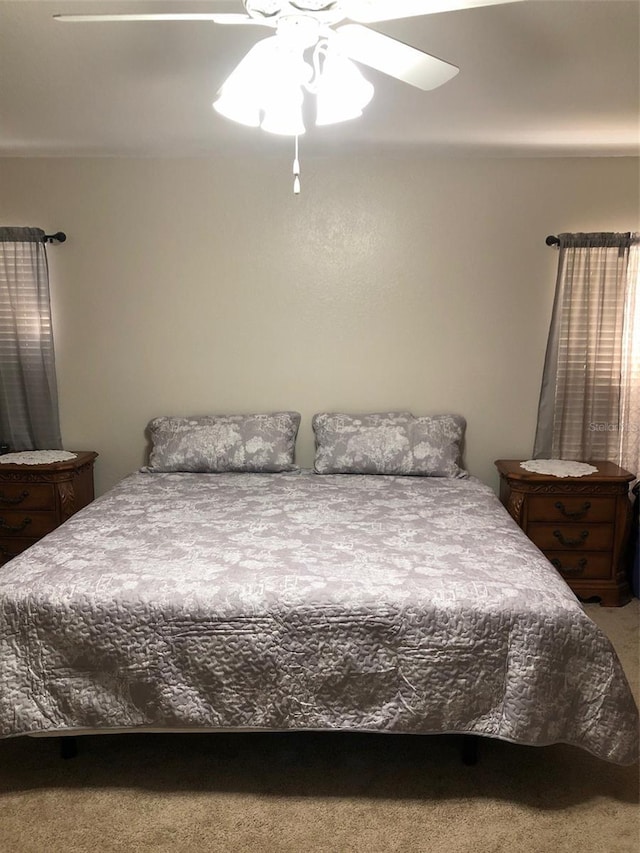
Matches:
[[52, 1, 526, 190], [315, 49, 374, 126], [214, 34, 312, 135]]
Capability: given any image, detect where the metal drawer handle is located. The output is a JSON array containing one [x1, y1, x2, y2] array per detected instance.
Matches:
[[0, 517, 32, 534], [554, 500, 591, 520], [551, 557, 588, 576], [0, 490, 29, 506], [553, 529, 589, 547]]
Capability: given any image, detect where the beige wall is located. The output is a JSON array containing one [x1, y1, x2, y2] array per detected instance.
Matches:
[[0, 155, 637, 494]]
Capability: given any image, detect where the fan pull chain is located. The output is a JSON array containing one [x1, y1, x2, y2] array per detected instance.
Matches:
[[293, 135, 301, 195]]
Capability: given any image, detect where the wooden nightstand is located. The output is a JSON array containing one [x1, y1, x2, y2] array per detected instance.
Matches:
[[0, 451, 98, 566], [495, 459, 634, 607]]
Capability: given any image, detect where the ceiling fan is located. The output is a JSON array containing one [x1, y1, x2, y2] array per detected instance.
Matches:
[[54, 0, 526, 191]]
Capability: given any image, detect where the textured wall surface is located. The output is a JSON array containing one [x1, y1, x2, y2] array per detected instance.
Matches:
[[0, 155, 637, 494]]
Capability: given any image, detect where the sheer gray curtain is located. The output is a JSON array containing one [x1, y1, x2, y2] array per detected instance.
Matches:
[[0, 227, 62, 450], [620, 239, 640, 476], [533, 232, 638, 471]]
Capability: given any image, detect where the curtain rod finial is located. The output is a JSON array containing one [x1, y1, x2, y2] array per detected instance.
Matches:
[[44, 232, 66, 244]]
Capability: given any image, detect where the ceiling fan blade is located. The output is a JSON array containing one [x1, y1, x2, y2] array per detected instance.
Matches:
[[211, 15, 269, 25], [53, 13, 268, 26], [335, 24, 458, 91], [345, 0, 525, 24]]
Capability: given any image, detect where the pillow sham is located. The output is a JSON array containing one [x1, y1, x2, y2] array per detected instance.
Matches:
[[144, 412, 301, 473], [312, 412, 467, 477]]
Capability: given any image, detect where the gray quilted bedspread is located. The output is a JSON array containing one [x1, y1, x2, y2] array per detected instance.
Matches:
[[1, 471, 638, 764]]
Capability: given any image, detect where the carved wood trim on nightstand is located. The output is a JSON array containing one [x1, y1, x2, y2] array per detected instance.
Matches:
[[57, 481, 76, 520], [513, 482, 625, 496], [507, 493, 525, 524]]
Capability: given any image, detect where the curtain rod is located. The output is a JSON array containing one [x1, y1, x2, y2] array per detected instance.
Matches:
[[43, 232, 66, 244], [545, 233, 635, 249]]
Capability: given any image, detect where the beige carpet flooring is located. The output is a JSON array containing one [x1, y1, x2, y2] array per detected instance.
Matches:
[[0, 601, 638, 853]]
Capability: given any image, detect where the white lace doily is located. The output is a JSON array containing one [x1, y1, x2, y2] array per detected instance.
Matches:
[[520, 459, 598, 478], [0, 450, 78, 465]]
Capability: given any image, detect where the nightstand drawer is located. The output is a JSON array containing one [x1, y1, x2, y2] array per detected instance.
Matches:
[[0, 512, 58, 538], [545, 551, 612, 580], [527, 496, 616, 523], [0, 484, 56, 510], [528, 523, 614, 552]]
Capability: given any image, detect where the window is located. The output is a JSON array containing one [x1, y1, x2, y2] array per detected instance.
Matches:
[[0, 227, 62, 451], [534, 232, 639, 476]]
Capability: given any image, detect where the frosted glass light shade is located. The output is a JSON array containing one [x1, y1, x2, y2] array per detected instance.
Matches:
[[260, 47, 310, 135], [213, 91, 261, 127], [261, 106, 306, 136], [213, 36, 311, 136], [261, 85, 306, 135], [213, 38, 275, 128], [316, 51, 374, 126]]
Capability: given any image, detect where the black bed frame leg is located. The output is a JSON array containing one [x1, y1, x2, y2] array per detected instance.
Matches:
[[461, 735, 479, 766], [59, 736, 78, 759]]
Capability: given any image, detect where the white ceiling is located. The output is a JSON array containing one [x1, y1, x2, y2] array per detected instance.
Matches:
[[0, 0, 638, 158]]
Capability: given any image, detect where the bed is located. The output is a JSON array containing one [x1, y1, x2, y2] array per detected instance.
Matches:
[[1, 464, 638, 765]]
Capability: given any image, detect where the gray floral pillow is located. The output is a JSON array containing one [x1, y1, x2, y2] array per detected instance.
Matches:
[[144, 412, 301, 473], [312, 412, 467, 477]]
